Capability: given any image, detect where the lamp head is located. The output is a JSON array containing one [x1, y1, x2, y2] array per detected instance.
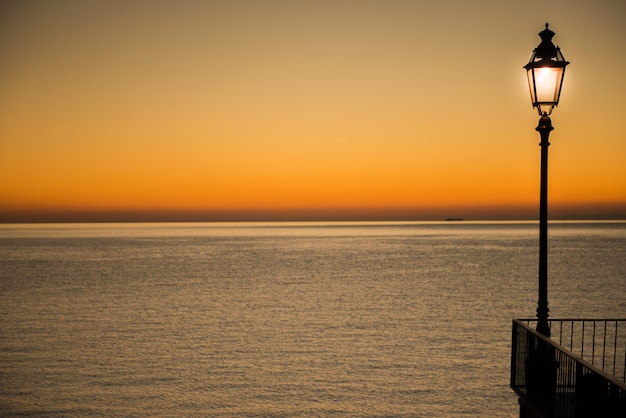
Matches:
[[524, 23, 569, 115]]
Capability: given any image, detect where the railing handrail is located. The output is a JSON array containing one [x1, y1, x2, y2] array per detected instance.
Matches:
[[513, 319, 626, 390], [518, 318, 626, 322]]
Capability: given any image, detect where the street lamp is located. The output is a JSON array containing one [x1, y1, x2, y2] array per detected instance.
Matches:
[[524, 23, 569, 337]]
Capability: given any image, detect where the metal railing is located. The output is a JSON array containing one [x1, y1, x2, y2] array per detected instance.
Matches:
[[519, 319, 626, 383], [511, 319, 626, 418]]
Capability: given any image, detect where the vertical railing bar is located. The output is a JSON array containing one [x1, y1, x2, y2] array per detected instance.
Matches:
[[570, 352, 578, 416], [561, 361, 571, 416], [571, 320, 575, 353], [591, 321, 606, 364], [591, 320, 596, 366], [591, 320, 595, 365], [511, 320, 517, 388], [569, 354, 575, 416], [555, 350, 561, 416], [579, 320, 583, 358], [622, 324, 626, 383], [613, 320, 618, 377], [602, 321, 607, 371]]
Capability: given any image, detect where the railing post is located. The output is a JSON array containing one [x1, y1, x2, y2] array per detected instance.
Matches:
[[527, 340, 557, 417], [511, 320, 518, 389]]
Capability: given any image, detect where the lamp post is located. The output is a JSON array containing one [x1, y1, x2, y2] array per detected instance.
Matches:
[[524, 23, 569, 337]]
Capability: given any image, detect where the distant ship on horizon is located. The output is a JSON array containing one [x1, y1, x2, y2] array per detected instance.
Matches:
[[445, 218, 463, 221]]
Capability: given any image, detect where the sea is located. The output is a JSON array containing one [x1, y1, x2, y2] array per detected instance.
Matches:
[[1, 221, 625, 417]]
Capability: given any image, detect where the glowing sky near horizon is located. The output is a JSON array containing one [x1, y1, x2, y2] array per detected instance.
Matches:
[[1, 0, 625, 221]]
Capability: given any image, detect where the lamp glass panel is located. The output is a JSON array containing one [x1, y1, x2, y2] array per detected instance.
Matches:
[[526, 69, 537, 104], [532, 66, 563, 104]]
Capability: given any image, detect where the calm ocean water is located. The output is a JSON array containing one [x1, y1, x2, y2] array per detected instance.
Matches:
[[1, 221, 625, 417]]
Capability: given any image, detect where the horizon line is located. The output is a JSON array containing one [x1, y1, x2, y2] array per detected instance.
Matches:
[[1, 203, 625, 224], [2, 215, 625, 224]]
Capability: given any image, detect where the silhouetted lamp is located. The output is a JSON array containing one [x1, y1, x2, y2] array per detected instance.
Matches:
[[525, 23, 569, 337], [525, 23, 569, 116]]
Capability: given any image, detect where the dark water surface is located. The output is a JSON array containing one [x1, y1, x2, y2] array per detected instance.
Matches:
[[1, 221, 625, 416]]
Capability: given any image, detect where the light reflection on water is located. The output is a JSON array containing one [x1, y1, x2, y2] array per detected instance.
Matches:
[[1, 222, 624, 416]]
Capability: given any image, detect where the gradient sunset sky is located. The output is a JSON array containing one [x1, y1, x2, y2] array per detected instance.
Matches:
[[1, 0, 625, 222]]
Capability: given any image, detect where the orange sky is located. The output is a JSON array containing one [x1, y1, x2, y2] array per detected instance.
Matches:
[[1, 0, 625, 222]]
